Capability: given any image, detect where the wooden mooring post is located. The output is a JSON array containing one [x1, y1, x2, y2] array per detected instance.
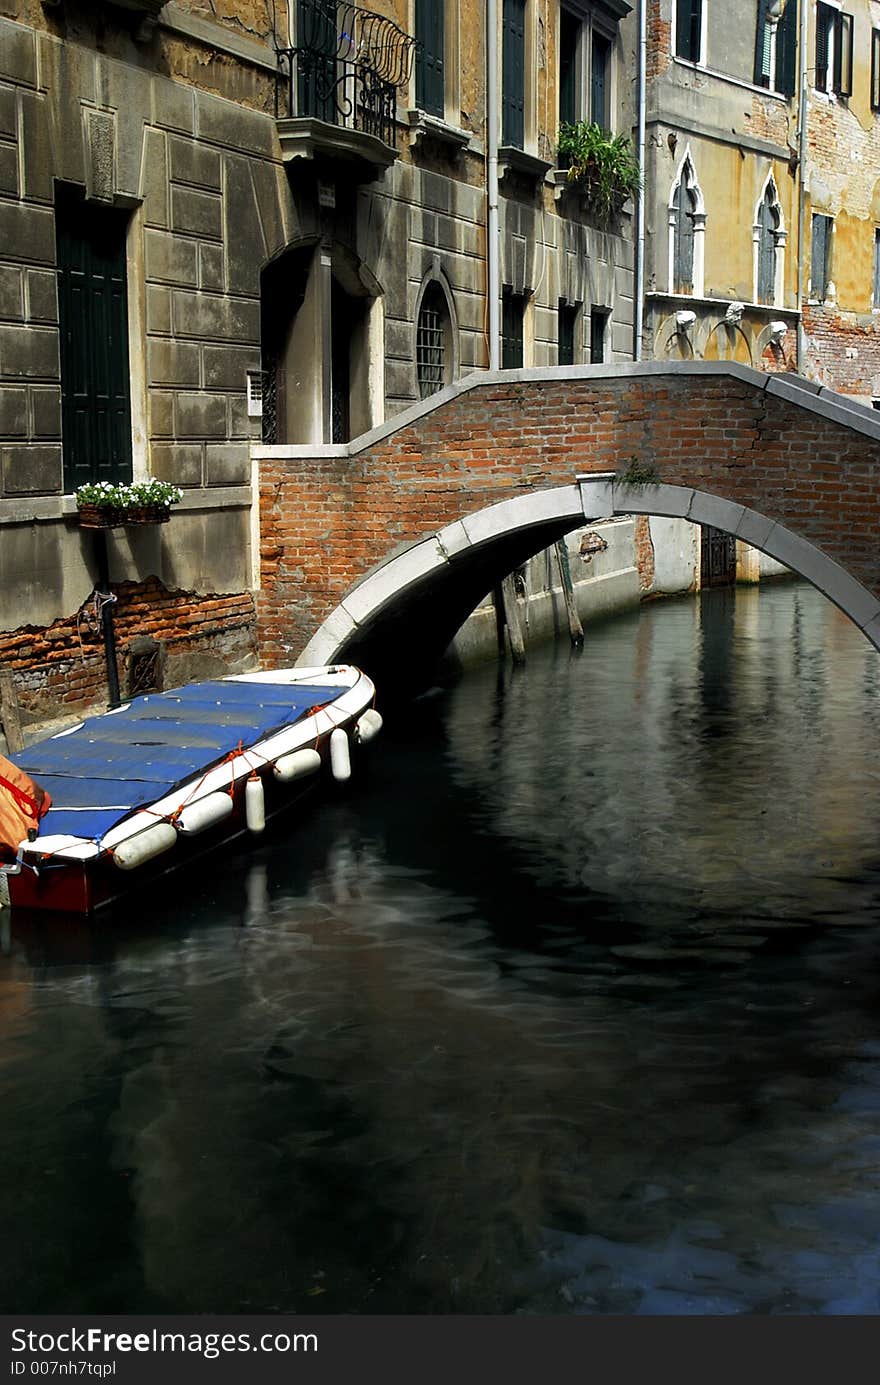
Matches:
[[0, 668, 24, 754], [499, 574, 527, 665], [554, 541, 584, 648]]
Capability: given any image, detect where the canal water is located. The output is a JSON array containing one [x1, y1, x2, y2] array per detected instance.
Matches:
[[3, 580, 880, 1315]]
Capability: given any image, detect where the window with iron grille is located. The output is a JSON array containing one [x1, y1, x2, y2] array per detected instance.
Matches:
[[417, 282, 448, 398], [811, 213, 832, 301], [675, 0, 703, 62], [502, 291, 525, 368], [558, 301, 579, 365]]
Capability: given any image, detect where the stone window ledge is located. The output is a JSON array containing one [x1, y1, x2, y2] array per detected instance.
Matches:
[[0, 486, 252, 526], [498, 146, 553, 185], [407, 110, 471, 155], [550, 169, 634, 219]]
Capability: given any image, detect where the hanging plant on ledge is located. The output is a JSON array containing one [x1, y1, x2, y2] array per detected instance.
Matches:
[[556, 122, 641, 224], [75, 480, 184, 529]]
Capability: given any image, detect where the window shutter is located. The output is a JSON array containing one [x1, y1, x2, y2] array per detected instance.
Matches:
[[811, 214, 828, 299], [416, 0, 445, 118], [873, 31, 880, 111], [815, 3, 830, 91], [502, 0, 526, 147], [673, 177, 695, 294], [502, 292, 524, 368], [874, 229, 880, 308], [757, 189, 777, 304], [559, 10, 579, 125], [754, 0, 771, 86], [591, 31, 610, 128], [775, 0, 798, 97], [835, 11, 853, 98], [558, 302, 577, 365]]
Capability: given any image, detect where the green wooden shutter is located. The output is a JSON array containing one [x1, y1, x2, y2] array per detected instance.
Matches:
[[874, 229, 880, 307], [559, 9, 579, 126], [754, 0, 771, 86], [590, 31, 610, 128], [815, 3, 831, 91], [416, 0, 444, 118], [56, 187, 132, 493], [775, 0, 798, 97], [558, 302, 577, 365], [834, 11, 853, 97], [872, 30, 880, 110], [502, 292, 524, 368], [297, 0, 337, 123], [502, 0, 526, 148]]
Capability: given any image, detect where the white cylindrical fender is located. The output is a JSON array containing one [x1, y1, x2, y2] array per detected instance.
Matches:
[[355, 708, 383, 743], [330, 727, 351, 783], [245, 775, 265, 834], [176, 791, 234, 836], [112, 822, 178, 871], [273, 748, 322, 783]]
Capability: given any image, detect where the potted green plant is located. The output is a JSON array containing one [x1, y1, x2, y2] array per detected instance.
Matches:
[[556, 121, 641, 223]]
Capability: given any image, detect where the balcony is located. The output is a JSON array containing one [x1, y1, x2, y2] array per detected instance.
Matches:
[[275, 1, 417, 181]]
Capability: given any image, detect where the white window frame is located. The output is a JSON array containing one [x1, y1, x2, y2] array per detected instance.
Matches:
[[752, 171, 786, 307], [671, 0, 708, 68], [668, 148, 706, 298], [558, 2, 618, 133]]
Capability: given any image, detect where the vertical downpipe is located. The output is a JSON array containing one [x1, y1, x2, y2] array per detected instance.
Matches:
[[93, 531, 121, 710], [634, 0, 647, 361], [795, 0, 809, 372], [487, 0, 501, 370]]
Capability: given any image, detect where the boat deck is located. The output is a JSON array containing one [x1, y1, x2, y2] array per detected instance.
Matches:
[[13, 679, 341, 843]]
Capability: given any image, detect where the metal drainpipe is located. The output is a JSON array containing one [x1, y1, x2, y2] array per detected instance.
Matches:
[[795, 0, 809, 372], [634, 0, 647, 361], [487, 0, 501, 371]]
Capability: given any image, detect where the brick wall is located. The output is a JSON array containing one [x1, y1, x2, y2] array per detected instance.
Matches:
[[802, 306, 880, 399], [256, 373, 880, 665], [1, 580, 256, 725]]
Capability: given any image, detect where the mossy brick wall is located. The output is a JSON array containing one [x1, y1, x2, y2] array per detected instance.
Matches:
[[256, 373, 880, 665], [0, 580, 256, 724]]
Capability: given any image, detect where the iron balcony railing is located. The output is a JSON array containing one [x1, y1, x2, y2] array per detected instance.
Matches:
[[275, 0, 417, 150]]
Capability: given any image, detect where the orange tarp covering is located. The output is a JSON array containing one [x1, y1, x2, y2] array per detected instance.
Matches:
[[0, 754, 51, 859]]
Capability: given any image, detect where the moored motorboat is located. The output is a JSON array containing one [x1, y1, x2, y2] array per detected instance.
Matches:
[[0, 664, 380, 916]]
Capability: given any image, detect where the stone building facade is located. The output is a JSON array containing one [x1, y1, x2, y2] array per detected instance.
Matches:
[[1, 0, 877, 730], [1, 0, 638, 727], [644, 0, 880, 405]]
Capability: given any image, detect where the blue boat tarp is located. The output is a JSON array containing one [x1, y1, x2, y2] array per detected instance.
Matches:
[[13, 678, 341, 844]]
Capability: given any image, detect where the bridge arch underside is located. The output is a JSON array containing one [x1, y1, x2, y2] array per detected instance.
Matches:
[[299, 482, 880, 694]]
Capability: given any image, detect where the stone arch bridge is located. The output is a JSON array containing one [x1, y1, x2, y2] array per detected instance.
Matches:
[[254, 362, 880, 690]]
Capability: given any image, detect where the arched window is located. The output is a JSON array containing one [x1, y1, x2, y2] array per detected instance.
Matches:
[[668, 154, 705, 296], [415, 275, 457, 398], [754, 176, 785, 306]]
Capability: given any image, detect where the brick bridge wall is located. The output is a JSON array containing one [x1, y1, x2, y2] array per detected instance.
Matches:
[[255, 364, 880, 665]]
